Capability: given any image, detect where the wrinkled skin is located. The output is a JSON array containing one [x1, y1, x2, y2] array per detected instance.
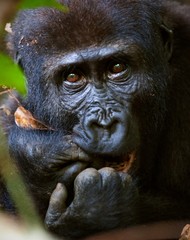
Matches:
[[1, 0, 190, 239]]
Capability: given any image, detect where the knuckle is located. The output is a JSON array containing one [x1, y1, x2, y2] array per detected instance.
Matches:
[[98, 167, 118, 180], [75, 168, 100, 185]]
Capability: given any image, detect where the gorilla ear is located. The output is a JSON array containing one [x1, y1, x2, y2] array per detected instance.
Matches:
[[160, 23, 173, 61]]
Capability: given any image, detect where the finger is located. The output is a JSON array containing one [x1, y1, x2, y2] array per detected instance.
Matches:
[[118, 171, 132, 182], [98, 167, 121, 188], [58, 161, 89, 188], [45, 183, 67, 226], [73, 168, 101, 201]]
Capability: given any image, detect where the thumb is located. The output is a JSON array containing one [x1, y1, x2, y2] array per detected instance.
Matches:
[[45, 183, 67, 226]]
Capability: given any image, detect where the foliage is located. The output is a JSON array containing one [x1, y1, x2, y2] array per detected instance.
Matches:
[[20, 0, 66, 10], [0, 54, 26, 94]]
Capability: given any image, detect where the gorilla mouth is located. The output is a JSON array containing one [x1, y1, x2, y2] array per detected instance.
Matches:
[[103, 152, 136, 172], [59, 140, 137, 173], [56, 149, 136, 190], [56, 151, 136, 206]]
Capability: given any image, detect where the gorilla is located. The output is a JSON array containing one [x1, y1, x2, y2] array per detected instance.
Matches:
[[1, 0, 190, 239]]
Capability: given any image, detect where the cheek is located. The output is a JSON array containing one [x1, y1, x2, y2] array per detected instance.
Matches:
[[58, 86, 91, 111]]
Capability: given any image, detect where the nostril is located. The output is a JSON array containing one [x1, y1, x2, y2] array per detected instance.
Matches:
[[91, 122, 102, 129], [109, 120, 119, 133], [91, 119, 119, 132]]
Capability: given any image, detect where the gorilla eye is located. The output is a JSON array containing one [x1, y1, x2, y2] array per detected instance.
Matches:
[[111, 63, 127, 74], [66, 73, 81, 82], [107, 62, 131, 81], [61, 68, 87, 90], [63, 68, 86, 85]]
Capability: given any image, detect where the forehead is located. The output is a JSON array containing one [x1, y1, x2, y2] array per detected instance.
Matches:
[[51, 40, 141, 62], [17, 1, 161, 58], [43, 42, 145, 76], [25, 2, 158, 47]]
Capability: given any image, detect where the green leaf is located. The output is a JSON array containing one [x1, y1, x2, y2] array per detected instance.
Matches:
[[19, 0, 68, 11], [0, 53, 26, 94]]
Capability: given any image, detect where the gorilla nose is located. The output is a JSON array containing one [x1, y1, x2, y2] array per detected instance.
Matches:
[[91, 118, 118, 131], [73, 105, 129, 154], [87, 110, 120, 137]]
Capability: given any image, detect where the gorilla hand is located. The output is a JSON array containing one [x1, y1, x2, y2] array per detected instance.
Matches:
[[45, 168, 138, 238]]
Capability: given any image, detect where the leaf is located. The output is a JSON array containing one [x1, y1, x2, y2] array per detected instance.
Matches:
[[180, 225, 190, 240], [14, 106, 53, 130], [0, 105, 11, 116], [0, 54, 26, 94], [5, 23, 12, 34]]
